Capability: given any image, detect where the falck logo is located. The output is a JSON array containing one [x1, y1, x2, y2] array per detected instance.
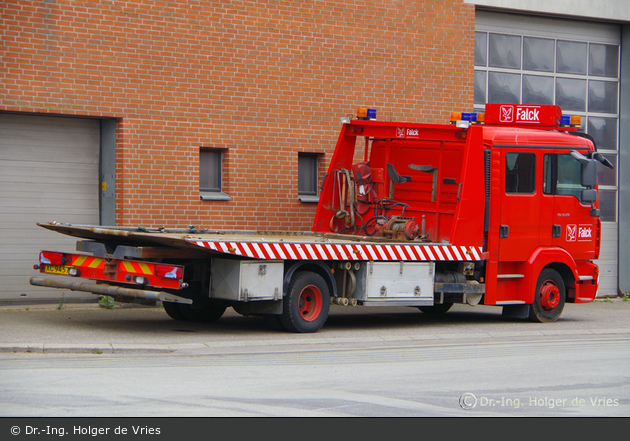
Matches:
[[396, 127, 406, 138], [578, 226, 592, 240], [566, 224, 577, 242], [500, 105, 514, 123]]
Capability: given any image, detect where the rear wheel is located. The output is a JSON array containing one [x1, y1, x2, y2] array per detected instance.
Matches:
[[529, 268, 565, 323], [280, 271, 330, 333], [262, 314, 286, 331], [162, 301, 187, 321], [163, 301, 227, 323], [418, 303, 453, 314]]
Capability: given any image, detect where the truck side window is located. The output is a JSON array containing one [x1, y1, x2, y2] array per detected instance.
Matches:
[[505, 152, 535, 194], [543, 153, 588, 201]]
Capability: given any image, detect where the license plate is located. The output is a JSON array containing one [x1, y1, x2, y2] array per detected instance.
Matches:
[[43, 265, 70, 275]]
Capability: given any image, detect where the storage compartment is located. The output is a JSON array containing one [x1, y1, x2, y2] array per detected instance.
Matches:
[[210, 259, 283, 302], [357, 261, 434, 306]]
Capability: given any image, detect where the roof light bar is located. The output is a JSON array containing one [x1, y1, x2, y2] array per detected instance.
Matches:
[[357, 107, 377, 120], [450, 112, 485, 126]]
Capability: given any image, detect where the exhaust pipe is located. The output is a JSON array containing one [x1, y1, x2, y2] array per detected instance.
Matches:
[[29, 277, 192, 304]]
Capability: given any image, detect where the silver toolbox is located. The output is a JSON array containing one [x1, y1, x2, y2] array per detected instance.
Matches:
[[358, 261, 434, 306], [210, 259, 283, 302]]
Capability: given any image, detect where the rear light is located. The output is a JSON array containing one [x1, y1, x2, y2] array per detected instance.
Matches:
[[40, 251, 63, 265], [155, 264, 183, 279]]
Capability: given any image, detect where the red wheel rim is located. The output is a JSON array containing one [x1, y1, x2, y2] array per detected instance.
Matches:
[[539, 280, 560, 311], [298, 285, 322, 322]]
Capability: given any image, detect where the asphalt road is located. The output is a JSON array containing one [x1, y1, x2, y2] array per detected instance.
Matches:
[[0, 299, 629, 418]]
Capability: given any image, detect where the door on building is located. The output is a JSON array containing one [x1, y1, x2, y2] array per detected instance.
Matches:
[[0, 114, 101, 303], [475, 10, 620, 295]]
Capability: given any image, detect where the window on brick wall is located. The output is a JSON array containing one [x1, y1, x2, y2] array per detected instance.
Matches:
[[199, 148, 231, 201], [298, 152, 320, 203]]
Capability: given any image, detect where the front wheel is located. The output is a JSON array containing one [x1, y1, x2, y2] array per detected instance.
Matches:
[[280, 271, 330, 333], [529, 268, 566, 323]]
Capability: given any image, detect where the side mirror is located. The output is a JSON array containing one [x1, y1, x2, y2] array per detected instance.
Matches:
[[593, 152, 614, 169], [570, 150, 597, 188], [581, 160, 597, 188]]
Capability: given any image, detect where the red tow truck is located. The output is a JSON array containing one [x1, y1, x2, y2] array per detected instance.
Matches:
[[31, 103, 613, 332]]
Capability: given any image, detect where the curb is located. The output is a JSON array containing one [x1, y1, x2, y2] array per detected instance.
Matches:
[[1, 328, 628, 355]]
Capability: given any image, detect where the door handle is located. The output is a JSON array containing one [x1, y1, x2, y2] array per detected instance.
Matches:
[[552, 224, 561, 238], [500, 225, 509, 238]]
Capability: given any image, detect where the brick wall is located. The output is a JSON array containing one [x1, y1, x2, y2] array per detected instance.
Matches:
[[1, 0, 474, 230]]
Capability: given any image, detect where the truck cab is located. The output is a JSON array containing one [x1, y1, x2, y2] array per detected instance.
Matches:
[[313, 103, 612, 322]]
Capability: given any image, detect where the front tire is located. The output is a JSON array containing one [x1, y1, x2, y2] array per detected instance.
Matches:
[[280, 271, 330, 333], [529, 268, 565, 323]]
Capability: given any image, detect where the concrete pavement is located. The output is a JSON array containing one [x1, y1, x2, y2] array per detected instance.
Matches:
[[1, 299, 629, 355]]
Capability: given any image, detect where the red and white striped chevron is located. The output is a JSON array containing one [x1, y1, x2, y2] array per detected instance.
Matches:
[[187, 239, 483, 262]]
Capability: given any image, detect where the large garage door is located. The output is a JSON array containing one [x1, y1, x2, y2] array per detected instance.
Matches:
[[474, 11, 621, 296], [0, 114, 100, 303]]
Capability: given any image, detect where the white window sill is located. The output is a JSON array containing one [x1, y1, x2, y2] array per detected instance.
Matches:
[[200, 191, 232, 201]]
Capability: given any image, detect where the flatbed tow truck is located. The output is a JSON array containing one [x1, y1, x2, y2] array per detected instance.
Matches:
[[30, 103, 613, 332]]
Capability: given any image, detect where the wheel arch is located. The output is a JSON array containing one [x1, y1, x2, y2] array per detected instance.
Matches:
[[523, 247, 578, 304], [283, 261, 337, 299]]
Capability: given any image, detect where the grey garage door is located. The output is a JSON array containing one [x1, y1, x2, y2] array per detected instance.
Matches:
[[0, 113, 100, 303], [474, 11, 621, 296]]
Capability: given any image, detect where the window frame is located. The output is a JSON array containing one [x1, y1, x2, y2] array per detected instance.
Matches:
[[199, 147, 231, 201], [543, 153, 593, 205], [297, 152, 321, 203], [504, 152, 536, 195]]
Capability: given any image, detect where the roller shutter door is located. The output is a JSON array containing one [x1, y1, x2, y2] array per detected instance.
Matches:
[[0, 114, 100, 303], [475, 11, 620, 296]]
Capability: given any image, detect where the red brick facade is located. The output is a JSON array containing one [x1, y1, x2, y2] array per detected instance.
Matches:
[[1, 0, 474, 230]]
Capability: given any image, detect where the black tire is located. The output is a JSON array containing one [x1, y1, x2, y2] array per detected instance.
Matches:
[[418, 302, 453, 314], [529, 268, 566, 323], [262, 314, 286, 331], [162, 301, 187, 321], [178, 301, 227, 323], [280, 271, 330, 333]]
